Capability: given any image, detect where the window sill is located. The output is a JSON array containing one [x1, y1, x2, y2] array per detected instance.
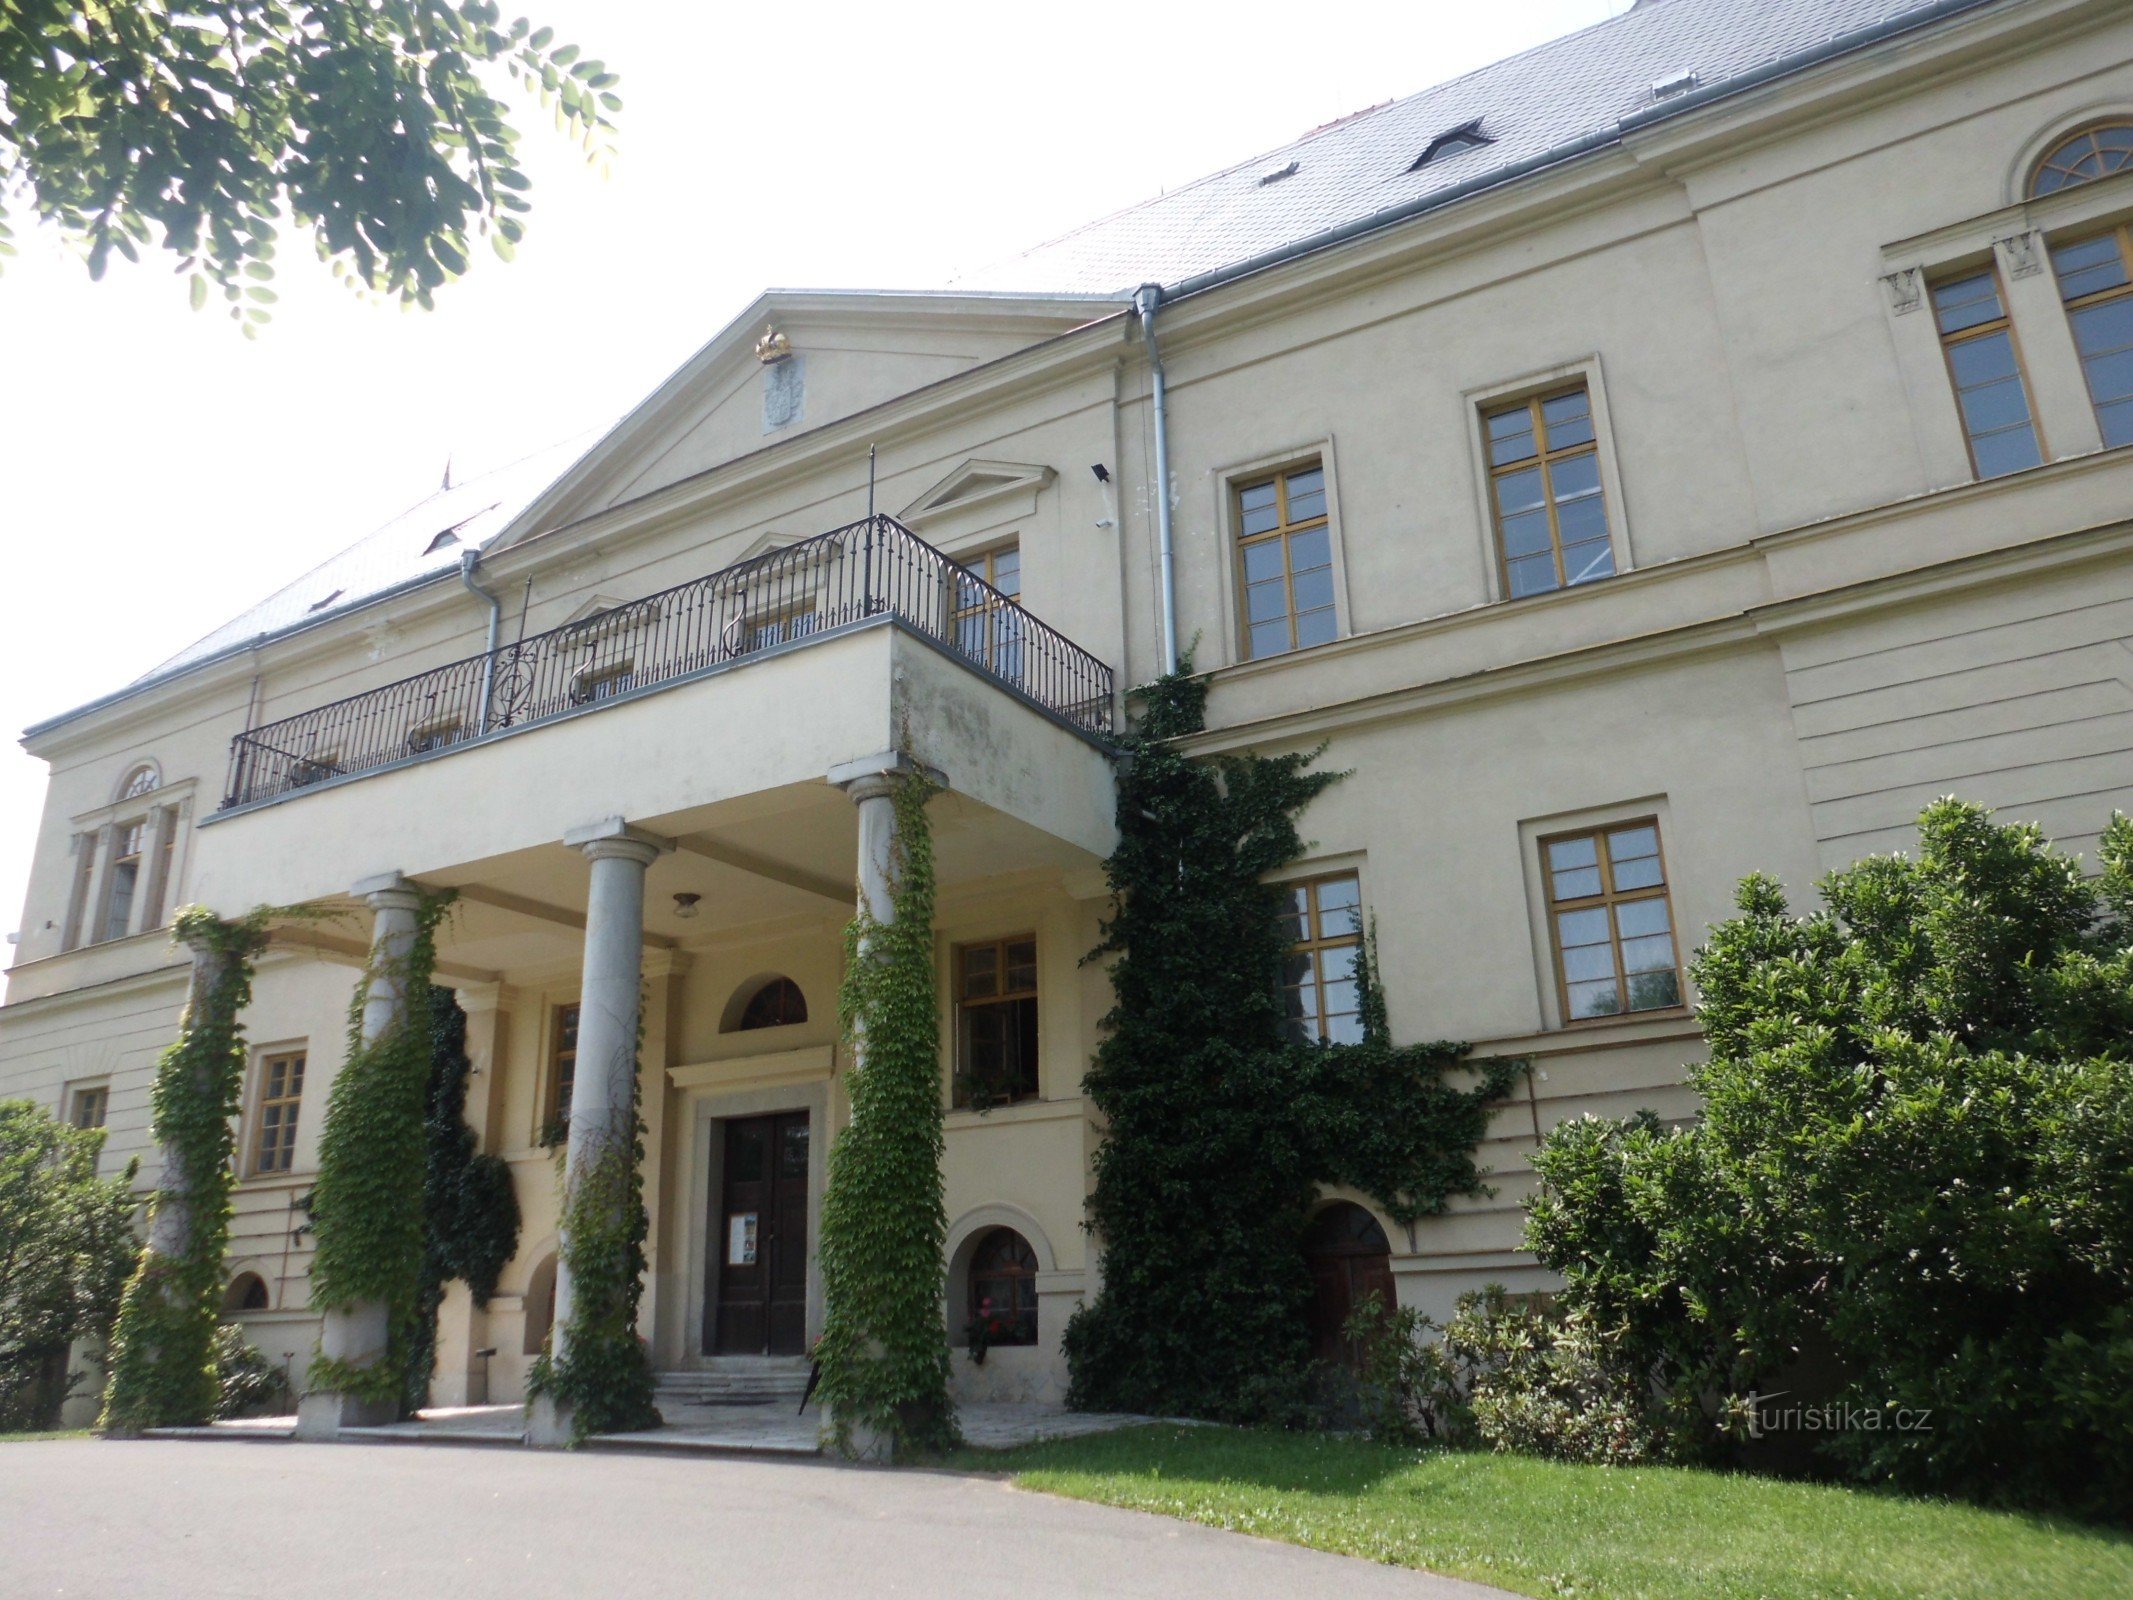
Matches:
[[945, 1096, 1083, 1130]]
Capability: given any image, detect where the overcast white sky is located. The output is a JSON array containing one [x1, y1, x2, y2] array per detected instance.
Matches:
[[0, 0, 1628, 945]]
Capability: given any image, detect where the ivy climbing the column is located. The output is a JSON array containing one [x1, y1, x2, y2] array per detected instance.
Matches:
[[524, 1008, 660, 1443], [101, 908, 272, 1432], [307, 889, 453, 1410], [816, 769, 958, 1457], [404, 992, 521, 1412], [1064, 662, 1517, 1423]]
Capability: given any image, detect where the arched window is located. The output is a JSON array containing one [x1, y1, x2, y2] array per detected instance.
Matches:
[[734, 977, 807, 1031], [2030, 122, 2133, 197], [116, 763, 159, 801], [222, 1272, 270, 1313], [1303, 1202, 1394, 1371], [966, 1228, 1039, 1347]]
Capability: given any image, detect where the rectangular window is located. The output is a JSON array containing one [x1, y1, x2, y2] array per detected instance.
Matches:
[[954, 544, 1026, 683], [252, 1051, 306, 1175], [1543, 822, 1683, 1022], [98, 820, 147, 943], [70, 1084, 109, 1130], [1278, 873, 1364, 1045], [62, 832, 97, 952], [1236, 463, 1336, 660], [955, 936, 1039, 1108], [1485, 386, 1616, 600], [741, 606, 820, 653], [544, 1003, 580, 1145], [1930, 270, 2043, 478], [2050, 226, 2133, 449]]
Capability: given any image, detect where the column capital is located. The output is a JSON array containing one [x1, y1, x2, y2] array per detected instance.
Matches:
[[827, 750, 949, 804], [564, 816, 674, 866], [351, 871, 423, 912]]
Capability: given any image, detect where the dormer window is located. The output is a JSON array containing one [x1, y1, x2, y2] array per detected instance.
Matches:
[[1410, 121, 1493, 172]]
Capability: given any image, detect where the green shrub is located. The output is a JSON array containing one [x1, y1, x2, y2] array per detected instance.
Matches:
[[211, 1324, 290, 1420], [1525, 800, 2133, 1517], [0, 1100, 139, 1431]]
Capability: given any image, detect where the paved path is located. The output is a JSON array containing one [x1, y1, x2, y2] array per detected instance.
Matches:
[[1, 1438, 1512, 1599]]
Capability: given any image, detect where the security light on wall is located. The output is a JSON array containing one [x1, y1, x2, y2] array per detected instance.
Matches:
[[1090, 463, 1110, 483]]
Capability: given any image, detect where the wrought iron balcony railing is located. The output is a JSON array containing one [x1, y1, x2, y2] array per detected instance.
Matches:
[[220, 515, 1114, 810]]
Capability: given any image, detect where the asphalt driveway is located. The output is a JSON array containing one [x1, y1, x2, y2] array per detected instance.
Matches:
[[2, 1438, 1511, 1599]]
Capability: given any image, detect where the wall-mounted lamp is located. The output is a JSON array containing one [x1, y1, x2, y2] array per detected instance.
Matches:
[[672, 892, 702, 920], [1090, 463, 1111, 484]]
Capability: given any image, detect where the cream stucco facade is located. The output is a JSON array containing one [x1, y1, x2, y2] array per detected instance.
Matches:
[[10, 0, 2133, 1423]]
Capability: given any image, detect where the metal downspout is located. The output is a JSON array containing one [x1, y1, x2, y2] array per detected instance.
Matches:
[[458, 550, 503, 735], [1134, 283, 1179, 679]]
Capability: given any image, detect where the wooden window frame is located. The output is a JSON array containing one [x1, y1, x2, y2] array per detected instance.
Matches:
[[541, 1001, 580, 1147], [250, 1049, 306, 1176], [2048, 222, 2133, 447], [1279, 871, 1365, 1045], [1482, 383, 1618, 600], [952, 935, 1040, 1110], [951, 542, 1025, 679], [96, 816, 151, 944], [1928, 265, 2046, 478], [1539, 818, 1686, 1027], [1231, 458, 1338, 661], [2028, 121, 2133, 199], [69, 1082, 109, 1131]]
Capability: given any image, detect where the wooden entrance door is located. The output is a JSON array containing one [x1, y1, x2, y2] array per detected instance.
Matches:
[[1304, 1202, 1396, 1370], [710, 1111, 810, 1355]]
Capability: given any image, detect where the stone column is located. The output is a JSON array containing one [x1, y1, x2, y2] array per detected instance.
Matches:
[[822, 752, 944, 1462], [297, 873, 425, 1438], [528, 819, 669, 1447]]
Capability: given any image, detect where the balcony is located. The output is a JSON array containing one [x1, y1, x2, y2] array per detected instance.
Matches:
[[220, 515, 1115, 813]]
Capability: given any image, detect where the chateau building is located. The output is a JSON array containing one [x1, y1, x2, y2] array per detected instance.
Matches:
[[9, 0, 2133, 1423]]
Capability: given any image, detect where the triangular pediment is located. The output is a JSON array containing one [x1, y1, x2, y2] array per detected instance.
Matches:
[[899, 459, 1056, 528]]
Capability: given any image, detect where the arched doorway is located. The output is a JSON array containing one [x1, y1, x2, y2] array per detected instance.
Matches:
[[1304, 1202, 1395, 1369]]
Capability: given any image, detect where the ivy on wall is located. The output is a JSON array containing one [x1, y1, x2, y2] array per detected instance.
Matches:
[[816, 770, 958, 1457], [307, 891, 452, 1409], [404, 992, 521, 1411], [1064, 665, 1517, 1423], [525, 1005, 659, 1443], [101, 908, 272, 1432]]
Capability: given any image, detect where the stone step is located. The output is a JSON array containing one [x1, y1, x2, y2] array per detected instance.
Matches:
[[655, 1361, 813, 1406]]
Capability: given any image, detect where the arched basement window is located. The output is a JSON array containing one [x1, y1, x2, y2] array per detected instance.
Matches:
[[967, 1227, 1040, 1347], [735, 977, 808, 1031], [2030, 122, 2133, 197], [222, 1272, 270, 1313]]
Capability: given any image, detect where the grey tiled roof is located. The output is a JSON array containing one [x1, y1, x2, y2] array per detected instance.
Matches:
[[951, 0, 1993, 295], [136, 435, 593, 686]]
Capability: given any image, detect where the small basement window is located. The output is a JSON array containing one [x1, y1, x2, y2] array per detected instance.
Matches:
[[1410, 121, 1492, 171]]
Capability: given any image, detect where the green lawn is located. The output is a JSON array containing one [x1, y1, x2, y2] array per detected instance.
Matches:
[[0, 1430, 90, 1444], [949, 1426, 2133, 1600]]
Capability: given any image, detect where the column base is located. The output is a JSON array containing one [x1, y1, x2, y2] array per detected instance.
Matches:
[[827, 1409, 896, 1463], [525, 1394, 574, 1448], [294, 1389, 399, 1438]]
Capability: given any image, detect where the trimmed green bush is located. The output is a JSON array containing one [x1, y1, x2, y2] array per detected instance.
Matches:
[[1525, 800, 2133, 1517]]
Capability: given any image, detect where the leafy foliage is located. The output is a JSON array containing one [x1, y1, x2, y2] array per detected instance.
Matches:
[[1064, 665, 1515, 1423], [0, 1, 620, 324], [816, 770, 957, 1456], [0, 1098, 139, 1431], [1526, 800, 2133, 1517], [403, 991, 520, 1411], [211, 1322, 291, 1420], [524, 1002, 658, 1443], [1347, 1286, 1674, 1463], [101, 908, 270, 1431], [307, 891, 451, 1410]]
